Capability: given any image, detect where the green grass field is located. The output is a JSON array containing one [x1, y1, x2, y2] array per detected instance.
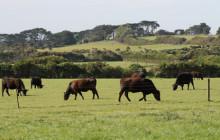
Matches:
[[0, 78, 220, 140], [38, 41, 189, 52]]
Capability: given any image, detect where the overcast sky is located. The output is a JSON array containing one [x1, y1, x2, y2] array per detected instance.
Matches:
[[0, 0, 219, 34]]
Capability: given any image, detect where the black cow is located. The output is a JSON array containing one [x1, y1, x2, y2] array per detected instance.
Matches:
[[118, 77, 160, 102], [2, 78, 28, 96], [31, 77, 43, 89], [191, 71, 204, 80], [173, 72, 195, 91]]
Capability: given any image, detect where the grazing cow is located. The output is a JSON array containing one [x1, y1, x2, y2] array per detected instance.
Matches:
[[118, 77, 160, 102], [2, 78, 28, 96], [131, 72, 146, 79], [191, 71, 204, 80], [31, 77, 43, 89], [64, 78, 99, 101], [173, 72, 195, 91]]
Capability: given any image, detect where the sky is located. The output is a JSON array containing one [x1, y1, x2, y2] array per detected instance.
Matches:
[[0, 0, 219, 34]]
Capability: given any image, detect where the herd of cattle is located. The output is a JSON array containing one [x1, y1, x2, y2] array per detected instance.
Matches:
[[1, 71, 203, 102]]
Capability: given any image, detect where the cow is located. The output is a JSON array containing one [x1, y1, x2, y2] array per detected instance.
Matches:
[[31, 77, 43, 89], [173, 72, 195, 91], [64, 78, 99, 101], [191, 71, 204, 80], [131, 71, 146, 79], [2, 78, 28, 96], [118, 77, 160, 102]]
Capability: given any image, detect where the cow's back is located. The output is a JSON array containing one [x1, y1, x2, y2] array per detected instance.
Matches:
[[31, 77, 42, 84], [2, 78, 18, 89], [70, 78, 97, 92], [120, 77, 156, 92], [176, 72, 193, 84]]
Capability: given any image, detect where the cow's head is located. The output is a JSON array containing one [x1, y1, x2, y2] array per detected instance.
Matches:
[[173, 84, 178, 91], [38, 85, 44, 88], [200, 74, 204, 80], [22, 89, 28, 96], [153, 89, 160, 101], [64, 92, 71, 101]]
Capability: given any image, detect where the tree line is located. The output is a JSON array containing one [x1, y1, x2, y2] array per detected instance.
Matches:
[[1, 21, 219, 49]]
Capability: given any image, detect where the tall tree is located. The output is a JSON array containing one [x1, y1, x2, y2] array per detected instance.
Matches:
[[140, 21, 160, 35], [217, 27, 220, 35], [53, 31, 77, 46], [185, 23, 211, 35], [20, 28, 53, 48]]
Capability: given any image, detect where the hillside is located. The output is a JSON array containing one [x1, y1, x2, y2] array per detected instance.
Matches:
[[38, 40, 189, 52]]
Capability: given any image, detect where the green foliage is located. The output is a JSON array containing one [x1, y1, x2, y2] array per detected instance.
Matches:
[[154, 36, 186, 44], [77, 25, 118, 43], [129, 64, 145, 72], [115, 25, 133, 43], [87, 49, 123, 61], [185, 23, 211, 35], [158, 62, 220, 77], [53, 31, 77, 46], [155, 29, 174, 35]]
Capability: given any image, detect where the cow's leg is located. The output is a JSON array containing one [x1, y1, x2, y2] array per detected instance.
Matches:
[[181, 85, 184, 90], [92, 89, 99, 99], [6, 89, 10, 96], [74, 93, 77, 100], [118, 89, 125, 102], [191, 81, 195, 90], [92, 90, 95, 99], [31, 84, 32, 89], [139, 97, 144, 101], [18, 90, 22, 96], [187, 84, 190, 90], [139, 92, 145, 101], [143, 92, 147, 101], [78, 92, 84, 100], [125, 91, 131, 102], [2, 87, 5, 96]]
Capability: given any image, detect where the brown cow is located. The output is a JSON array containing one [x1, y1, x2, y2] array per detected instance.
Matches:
[[2, 78, 28, 96], [131, 72, 146, 79], [64, 78, 99, 100], [118, 77, 160, 102]]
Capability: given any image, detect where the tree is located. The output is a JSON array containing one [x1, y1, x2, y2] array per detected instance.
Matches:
[[114, 25, 133, 43], [185, 23, 211, 35], [140, 21, 160, 35], [155, 29, 174, 35], [20, 28, 53, 48], [53, 31, 77, 46], [174, 29, 185, 35], [217, 27, 220, 35]]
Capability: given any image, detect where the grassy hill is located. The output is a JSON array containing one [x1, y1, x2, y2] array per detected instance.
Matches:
[[141, 34, 214, 41], [38, 41, 189, 53]]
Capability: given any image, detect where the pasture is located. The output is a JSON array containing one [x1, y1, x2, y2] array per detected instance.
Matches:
[[0, 78, 220, 140], [38, 41, 189, 52]]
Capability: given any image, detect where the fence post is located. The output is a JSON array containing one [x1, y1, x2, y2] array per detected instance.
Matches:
[[208, 78, 211, 102]]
